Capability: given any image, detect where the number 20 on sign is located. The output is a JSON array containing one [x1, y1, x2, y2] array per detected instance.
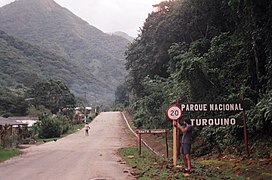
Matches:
[[166, 105, 182, 120]]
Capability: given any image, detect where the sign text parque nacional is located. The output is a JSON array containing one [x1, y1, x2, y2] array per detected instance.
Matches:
[[181, 101, 250, 112]]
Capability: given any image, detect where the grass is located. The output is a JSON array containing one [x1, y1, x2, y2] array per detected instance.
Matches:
[[196, 156, 272, 179], [0, 123, 85, 162], [119, 146, 247, 179], [0, 148, 21, 162], [119, 146, 181, 179]]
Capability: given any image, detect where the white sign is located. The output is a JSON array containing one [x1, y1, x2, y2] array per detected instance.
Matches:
[[166, 105, 182, 120], [136, 129, 168, 134]]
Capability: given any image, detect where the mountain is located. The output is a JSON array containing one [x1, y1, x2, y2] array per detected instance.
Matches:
[[0, 30, 105, 93], [112, 31, 134, 42], [0, 0, 130, 103]]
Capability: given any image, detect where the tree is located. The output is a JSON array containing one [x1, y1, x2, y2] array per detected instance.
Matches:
[[124, 0, 272, 155], [32, 114, 70, 138], [115, 84, 129, 107], [26, 79, 76, 114], [0, 86, 28, 116], [229, 0, 272, 94], [125, 0, 234, 99]]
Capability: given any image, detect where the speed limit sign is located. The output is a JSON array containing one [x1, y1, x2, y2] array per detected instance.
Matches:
[[166, 105, 182, 120]]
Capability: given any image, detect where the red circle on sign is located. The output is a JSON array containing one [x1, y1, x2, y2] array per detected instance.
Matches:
[[166, 105, 182, 120]]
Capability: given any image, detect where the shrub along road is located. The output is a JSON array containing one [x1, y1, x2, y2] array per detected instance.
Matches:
[[0, 112, 135, 180]]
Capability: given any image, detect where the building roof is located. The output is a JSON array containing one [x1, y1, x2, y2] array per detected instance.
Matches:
[[7, 116, 39, 121], [0, 116, 37, 126], [0, 118, 27, 126]]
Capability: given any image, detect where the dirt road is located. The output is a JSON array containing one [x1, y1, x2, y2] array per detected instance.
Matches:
[[0, 112, 135, 180]]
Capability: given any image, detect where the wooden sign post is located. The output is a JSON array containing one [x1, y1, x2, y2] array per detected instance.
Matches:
[[166, 104, 182, 166], [173, 121, 177, 166]]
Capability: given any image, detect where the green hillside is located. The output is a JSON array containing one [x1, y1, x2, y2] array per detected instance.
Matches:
[[0, 0, 130, 103], [0, 30, 112, 101], [113, 31, 134, 42]]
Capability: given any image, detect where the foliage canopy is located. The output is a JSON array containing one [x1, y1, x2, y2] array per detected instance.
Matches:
[[123, 0, 272, 155]]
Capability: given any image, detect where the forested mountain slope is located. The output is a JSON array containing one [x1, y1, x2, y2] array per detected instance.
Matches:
[[0, 30, 103, 92], [113, 31, 134, 42], [124, 0, 272, 155], [0, 0, 130, 103]]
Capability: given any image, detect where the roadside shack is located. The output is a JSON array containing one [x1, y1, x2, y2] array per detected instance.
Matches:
[[0, 117, 28, 147]]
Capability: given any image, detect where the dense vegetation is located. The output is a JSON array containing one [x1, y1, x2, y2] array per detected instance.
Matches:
[[0, 79, 76, 116], [32, 114, 71, 139], [0, 79, 79, 147], [0, 86, 28, 117], [122, 0, 272, 156], [0, 0, 130, 103]]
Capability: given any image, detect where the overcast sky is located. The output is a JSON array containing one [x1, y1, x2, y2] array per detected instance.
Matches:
[[0, 0, 162, 37]]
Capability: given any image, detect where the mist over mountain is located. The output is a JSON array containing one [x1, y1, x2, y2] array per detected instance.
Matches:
[[0, 0, 130, 103]]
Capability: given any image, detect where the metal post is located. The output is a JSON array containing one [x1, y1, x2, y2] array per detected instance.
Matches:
[[94, 95, 97, 113], [84, 92, 87, 123]]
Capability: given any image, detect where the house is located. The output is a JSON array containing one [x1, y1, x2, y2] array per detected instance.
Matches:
[[0, 116, 38, 147], [7, 116, 39, 127], [74, 107, 92, 122], [0, 117, 28, 147]]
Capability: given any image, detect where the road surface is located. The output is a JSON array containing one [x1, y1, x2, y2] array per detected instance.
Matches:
[[0, 112, 135, 180]]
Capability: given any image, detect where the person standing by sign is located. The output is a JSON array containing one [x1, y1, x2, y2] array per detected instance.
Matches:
[[173, 119, 193, 175]]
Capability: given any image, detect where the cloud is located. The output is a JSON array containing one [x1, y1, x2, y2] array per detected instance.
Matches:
[[55, 0, 162, 37], [0, 0, 162, 37], [0, 0, 14, 6]]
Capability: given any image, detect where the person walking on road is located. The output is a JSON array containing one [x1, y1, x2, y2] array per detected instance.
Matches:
[[85, 124, 90, 136]]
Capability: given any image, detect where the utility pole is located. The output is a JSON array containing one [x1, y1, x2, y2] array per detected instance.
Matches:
[[94, 95, 96, 113], [84, 92, 87, 124]]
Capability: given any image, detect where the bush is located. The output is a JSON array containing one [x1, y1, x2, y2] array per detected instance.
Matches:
[[53, 115, 70, 134], [32, 114, 70, 138], [39, 117, 62, 138]]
